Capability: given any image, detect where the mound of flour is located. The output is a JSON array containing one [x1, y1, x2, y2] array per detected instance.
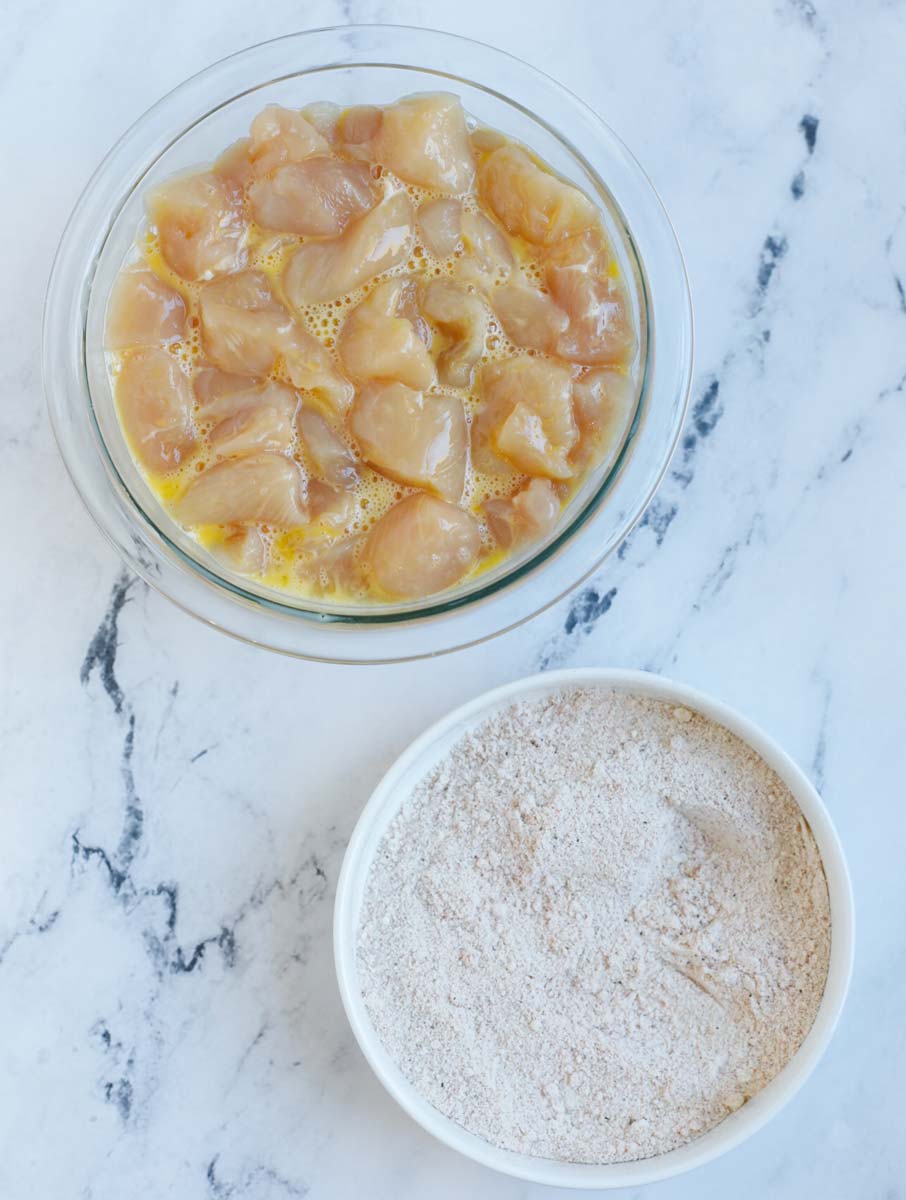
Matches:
[[357, 687, 831, 1164]]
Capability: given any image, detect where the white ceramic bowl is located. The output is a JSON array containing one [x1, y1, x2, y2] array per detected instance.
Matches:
[[334, 668, 854, 1189]]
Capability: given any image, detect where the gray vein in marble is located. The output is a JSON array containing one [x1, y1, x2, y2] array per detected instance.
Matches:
[[790, 118, 818, 204], [691, 512, 767, 610], [0, 891, 60, 966], [80, 569, 135, 715], [811, 366, 906, 485], [207, 1155, 309, 1199], [810, 674, 832, 791]]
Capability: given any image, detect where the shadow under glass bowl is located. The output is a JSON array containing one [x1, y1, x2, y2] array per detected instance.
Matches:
[[44, 25, 693, 663]]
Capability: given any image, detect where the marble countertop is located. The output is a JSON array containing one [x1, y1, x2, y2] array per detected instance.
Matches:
[[3, 1, 904, 1196]]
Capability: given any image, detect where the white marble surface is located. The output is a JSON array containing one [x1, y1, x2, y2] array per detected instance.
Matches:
[[2, 0, 904, 1196]]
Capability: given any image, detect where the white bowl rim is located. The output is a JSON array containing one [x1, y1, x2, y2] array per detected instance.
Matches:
[[333, 666, 854, 1189]]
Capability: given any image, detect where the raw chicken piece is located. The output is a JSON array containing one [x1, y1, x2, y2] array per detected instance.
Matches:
[[416, 198, 462, 258], [457, 209, 514, 286], [211, 526, 269, 575], [470, 126, 508, 156], [419, 278, 488, 388], [308, 480, 358, 531], [338, 106, 382, 144], [199, 271, 294, 377], [198, 379, 299, 422], [543, 231, 636, 365], [248, 105, 328, 177], [199, 272, 353, 413], [477, 144, 597, 246], [364, 493, 480, 599], [483, 478, 560, 549], [492, 283, 568, 354], [209, 399, 295, 457], [338, 279, 436, 390], [286, 340, 354, 416], [147, 171, 246, 281], [115, 349, 195, 474], [194, 367, 264, 409], [249, 156, 377, 236], [349, 381, 467, 502], [372, 94, 475, 194], [214, 139, 254, 193], [300, 101, 342, 142], [296, 406, 360, 489], [570, 368, 636, 471], [397, 276, 432, 345], [283, 191, 414, 305], [297, 535, 364, 597], [473, 357, 577, 479], [177, 453, 307, 527], [105, 265, 186, 350]]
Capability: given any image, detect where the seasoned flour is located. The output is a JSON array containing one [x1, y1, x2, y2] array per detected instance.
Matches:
[[357, 688, 831, 1164]]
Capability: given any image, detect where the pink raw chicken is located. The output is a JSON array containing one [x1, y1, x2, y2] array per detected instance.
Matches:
[[193, 366, 263, 407], [208, 388, 297, 458], [456, 209, 515, 287], [570, 368, 637, 470], [478, 144, 597, 246], [372, 94, 475, 194], [106, 266, 186, 350], [364, 493, 480, 599], [492, 283, 568, 354], [543, 231, 636, 365], [299, 101, 343, 143], [177, 453, 307, 527], [198, 378, 299, 418], [297, 535, 364, 597], [474, 357, 577, 479], [115, 349, 195, 474], [417, 198, 462, 258], [248, 106, 328, 177], [283, 190, 414, 305], [350, 381, 467, 502], [214, 139, 255, 193], [199, 271, 293, 376], [195, 376, 293, 420], [338, 279, 436, 390], [147, 171, 246, 281], [484, 478, 560, 549], [296, 407, 360, 490], [249, 156, 377, 237], [199, 272, 353, 414], [307, 480, 358, 531], [338, 106, 382, 145], [419, 278, 488, 389], [211, 526, 269, 575]]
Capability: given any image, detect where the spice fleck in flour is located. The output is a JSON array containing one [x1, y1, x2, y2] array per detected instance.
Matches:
[[357, 688, 831, 1164]]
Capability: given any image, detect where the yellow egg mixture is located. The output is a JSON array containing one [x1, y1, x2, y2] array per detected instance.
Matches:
[[106, 97, 639, 604]]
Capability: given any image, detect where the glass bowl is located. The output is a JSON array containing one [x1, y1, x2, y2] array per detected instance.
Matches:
[[44, 25, 693, 663]]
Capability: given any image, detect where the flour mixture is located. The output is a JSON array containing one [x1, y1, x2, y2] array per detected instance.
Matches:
[[357, 687, 831, 1164]]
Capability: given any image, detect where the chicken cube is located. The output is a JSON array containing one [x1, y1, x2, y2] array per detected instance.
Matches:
[[147, 170, 246, 281], [364, 493, 480, 599], [115, 349, 195, 474], [349, 381, 467, 502], [373, 94, 475, 193]]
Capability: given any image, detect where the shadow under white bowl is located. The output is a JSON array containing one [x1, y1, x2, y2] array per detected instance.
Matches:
[[334, 668, 854, 1189]]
